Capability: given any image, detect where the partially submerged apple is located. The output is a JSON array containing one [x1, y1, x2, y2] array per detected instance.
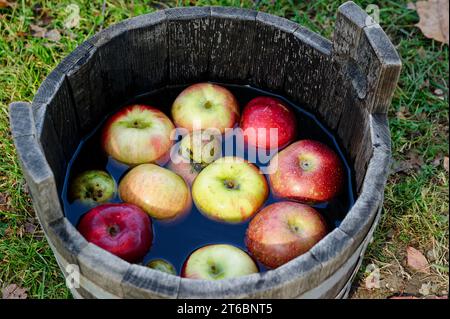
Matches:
[[240, 96, 297, 150], [70, 170, 116, 205], [119, 164, 191, 220], [181, 244, 258, 280], [192, 156, 268, 223], [268, 140, 344, 204], [167, 130, 222, 186], [102, 104, 174, 165], [245, 201, 328, 269], [171, 83, 239, 133], [146, 259, 177, 275], [77, 203, 152, 263]]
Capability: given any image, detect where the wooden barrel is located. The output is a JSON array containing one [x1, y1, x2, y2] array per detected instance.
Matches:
[[9, 2, 401, 299]]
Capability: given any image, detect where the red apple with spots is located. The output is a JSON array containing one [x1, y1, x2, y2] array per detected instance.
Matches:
[[245, 201, 328, 269], [268, 140, 344, 204], [240, 97, 297, 150], [102, 104, 174, 165], [77, 203, 152, 263]]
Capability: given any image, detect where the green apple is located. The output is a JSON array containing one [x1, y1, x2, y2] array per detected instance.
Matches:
[[171, 83, 240, 134], [70, 170, 115, 205], [181, 244, 258, 280], [192, 157, 268, 223], [146, 259, 177, 275]]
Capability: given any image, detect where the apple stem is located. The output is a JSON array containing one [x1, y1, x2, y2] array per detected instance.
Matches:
[[107, 225, 120, 237], [224, 180, 239, 190], [204, 101, 213, 109]]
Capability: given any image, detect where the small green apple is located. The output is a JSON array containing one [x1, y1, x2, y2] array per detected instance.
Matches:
[[146, 259, 177, 275], [70, 170, 115, 205]]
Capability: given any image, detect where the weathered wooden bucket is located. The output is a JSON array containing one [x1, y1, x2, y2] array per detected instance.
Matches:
[[9, 2, 401, 299]]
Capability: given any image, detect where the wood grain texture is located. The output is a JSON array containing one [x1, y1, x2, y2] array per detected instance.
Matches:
[[178, 251, 322, 298], [339, 114, 391, 249], [167, 7, 211, 84], [11, 134, 63, 226], [309, 228, 356, 284], [33, 99, 67, 190], [249, 12, 299, 92], [47, 217, 88, 267], [32, 73, 80, 161], [77, 243, 130, 298], [208, 7, 257, 83], [121, 264, 180, 299], [332, 1, 401, 114], [9, 102, 36, 138], [284, 27, 333, 114]]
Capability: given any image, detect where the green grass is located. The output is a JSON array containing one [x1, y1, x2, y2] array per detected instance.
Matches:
[[0, 0, 448, 298]]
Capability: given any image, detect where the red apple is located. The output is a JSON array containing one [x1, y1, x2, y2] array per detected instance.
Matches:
[[245, 201, 328, 269], [181, 244, 259, 280], [77, 203, 152, 263], [268, 140, 344, 204], [240, 97, 297, 150], [102, 104, 174, 165], [171, 83, 239, 133]]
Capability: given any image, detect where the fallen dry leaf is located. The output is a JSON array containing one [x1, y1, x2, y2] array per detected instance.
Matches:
[[364, 264, 381, 289], [45, 29, 61, 41], [2, 284, 28, 299], [419, 282, 432, 296], [407, 246, 430, 273], [64, 3, 80, 29], [0, 192, 10, 211], [444, 156, 449, 172], [30, 24, 46, 37], [24, 222, 37, 235], [0, 0, 14, 9], [415, 0, 449, 44], [391, 151, 425, 174], [30, 24, 61, 41]]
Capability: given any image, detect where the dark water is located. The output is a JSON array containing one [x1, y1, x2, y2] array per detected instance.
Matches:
[[62, 83, 355, 274]]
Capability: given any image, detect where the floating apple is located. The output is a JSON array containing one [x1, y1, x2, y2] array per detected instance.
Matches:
[[245, 201, 328, 269], [268, 140, 344, 204], [146, 259, 177, 275], [240, 97, 297, 150], [181, 244, 258, 280], [179, 130, 222, 165], [166, 153, 204, 186], [102, 104, 174, 165], [171, 83, 239, 133], [167, 130, 222, 185], [119, 164, 191, 220], [77, 203, 152, 263], [192, 157, 268, 223], [69, 170, 116, 205]]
